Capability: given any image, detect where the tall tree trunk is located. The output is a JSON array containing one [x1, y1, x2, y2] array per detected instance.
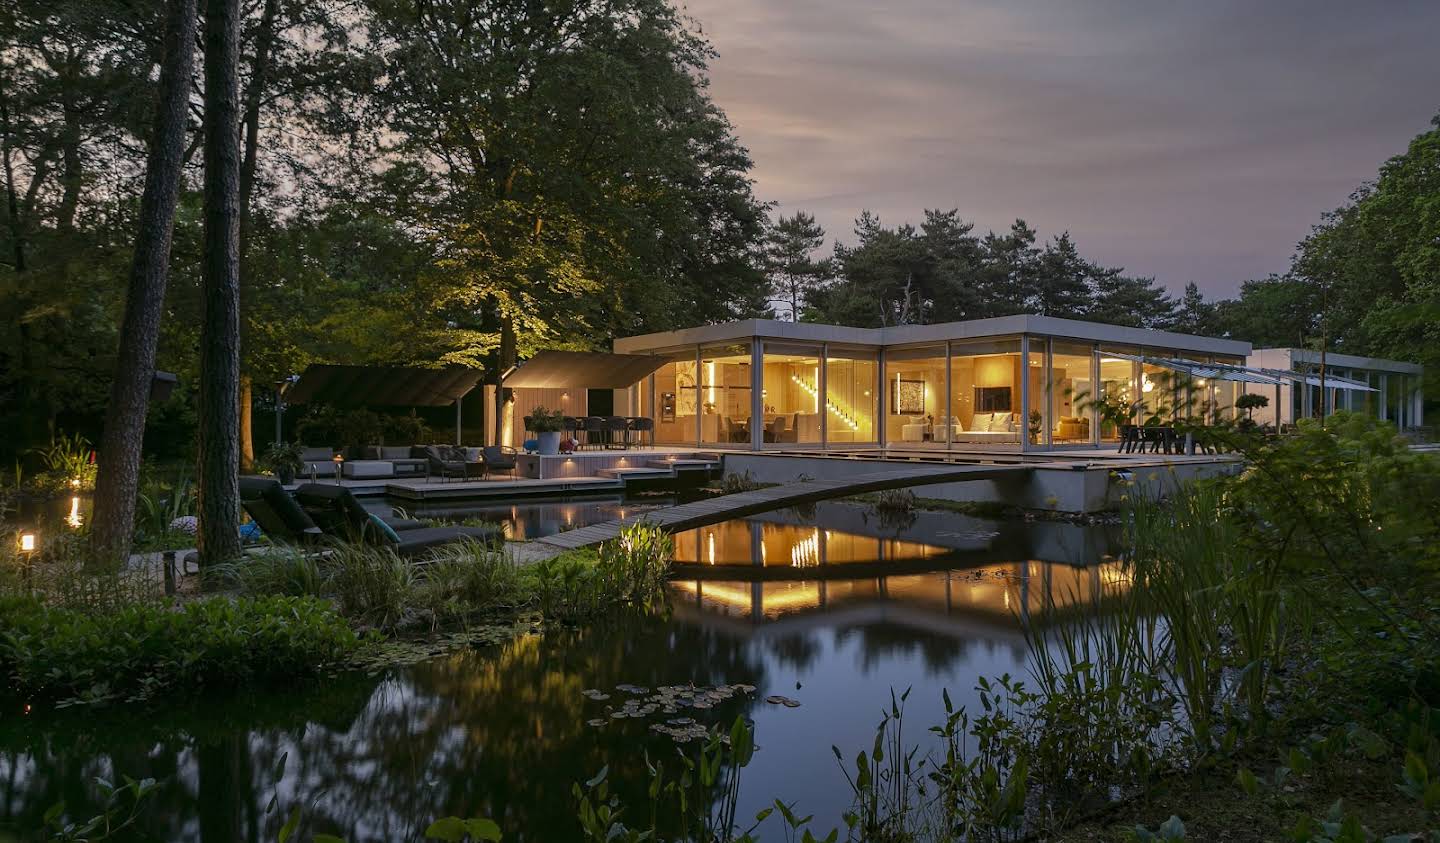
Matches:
[[239, 374, 254, 470], [491, 313, 516, 445], [89, 0, 200, 563], [235, 0, 279, 467], [0, 95, 27, 273], [197, 0, 243, 566]]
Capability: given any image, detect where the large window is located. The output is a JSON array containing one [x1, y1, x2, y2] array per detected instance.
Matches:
[[699, 344, 752, 445], [1049, 342, 1094, 444], [1097, 347, 1138, 442], [948, 339, 1023, 448], [761, 344, 822, 445], [653, 350, 699, 444], [884, 346, 946, 446], [825, 349, 878, 444]]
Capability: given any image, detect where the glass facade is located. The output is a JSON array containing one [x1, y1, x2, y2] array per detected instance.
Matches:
[[1049, 342, 1095, 444], [631, 331, 1416, 449], [947, 339, 1026, 448], [824, 349, 878, 444], [1097, 347, 1138, 442], [761, 343, 823, 445], [652, 350, 699, 444], [699, 344, 752, 445], [884, 346, 947, 446]]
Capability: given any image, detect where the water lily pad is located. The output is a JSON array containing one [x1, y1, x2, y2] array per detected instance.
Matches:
[[765, 695, 801, 708]]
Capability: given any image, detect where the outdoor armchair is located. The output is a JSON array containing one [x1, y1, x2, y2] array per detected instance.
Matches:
[[481, 445, 518, 478]]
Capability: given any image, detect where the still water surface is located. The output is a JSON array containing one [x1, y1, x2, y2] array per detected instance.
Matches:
[[0, 502, 1122, 841]]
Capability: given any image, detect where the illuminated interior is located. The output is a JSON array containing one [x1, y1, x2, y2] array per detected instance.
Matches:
[[761, 344, 823, 445]]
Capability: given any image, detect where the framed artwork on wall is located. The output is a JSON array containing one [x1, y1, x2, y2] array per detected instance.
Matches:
[[891, 378, 925, 415], [975, 386, 1012, 412]]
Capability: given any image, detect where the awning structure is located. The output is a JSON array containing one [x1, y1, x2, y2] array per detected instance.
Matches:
[[502, 350, 668, 390], [286, 364, 484, 407], [1105, 353, 1377, 391]]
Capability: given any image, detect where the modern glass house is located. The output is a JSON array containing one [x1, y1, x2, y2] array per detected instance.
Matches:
[[611, 315, 1263, 452]]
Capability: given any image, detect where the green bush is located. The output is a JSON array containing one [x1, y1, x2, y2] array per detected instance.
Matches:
[[0, 594, 359, 704]]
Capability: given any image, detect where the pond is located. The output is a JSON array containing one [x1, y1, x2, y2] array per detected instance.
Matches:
[[0, 502, 1123, 841]]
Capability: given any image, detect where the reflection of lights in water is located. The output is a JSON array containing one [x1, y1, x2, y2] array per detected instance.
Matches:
[[790, 528, 820, 568], [706, 531, 715, 565], [66, 496, 83, 529], [1003, 589, 1010, 610], [760, 539, 766, 565]]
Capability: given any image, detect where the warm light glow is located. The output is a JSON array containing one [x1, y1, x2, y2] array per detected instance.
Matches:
[[19, 533, 36, 553], [332, 453, 343, 462], [706, 361, 716, 404], [66, 496, 83, 529], [706, 530, 716, 565], [1142, 376, 1155, 394], [69, 477, 80, 489]]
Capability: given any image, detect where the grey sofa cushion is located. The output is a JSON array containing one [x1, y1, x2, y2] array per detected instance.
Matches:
[[300, 447, 334, 461], [378, 446, 412, 460]]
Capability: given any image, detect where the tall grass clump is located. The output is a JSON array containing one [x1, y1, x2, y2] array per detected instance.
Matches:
[[531, 521, 673, 620], [322, 544, 418, 630], [418, 538, 527, 624]]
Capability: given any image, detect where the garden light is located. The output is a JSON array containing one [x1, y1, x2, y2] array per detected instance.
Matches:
[[19, 532, 36, 553]]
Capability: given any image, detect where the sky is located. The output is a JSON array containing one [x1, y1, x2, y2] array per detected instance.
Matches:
[[678, 0, 1440, 298]]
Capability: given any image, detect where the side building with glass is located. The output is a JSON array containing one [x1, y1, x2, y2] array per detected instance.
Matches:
[[612, 315, 1261, 453], [1245, 348, 1424, 429]]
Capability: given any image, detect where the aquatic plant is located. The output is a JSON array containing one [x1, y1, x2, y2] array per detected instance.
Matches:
[[30, 431, 98, 492]]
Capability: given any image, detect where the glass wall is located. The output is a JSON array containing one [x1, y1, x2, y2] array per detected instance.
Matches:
[[884, 346, 947, 446], [653, 350, 699, 444], [824, 349, 878, 444], [1049, 342, 1095, 444], [699, 344, 753, 445], [1097, 347, 1138, 442], [948, 339, 1024, 447], [761, 343, 822, 445], [1387, 374, 1408, 427], [1139, 353, 1176, 424]]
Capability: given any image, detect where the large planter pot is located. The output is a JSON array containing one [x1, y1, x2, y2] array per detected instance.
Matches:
[[537, 431, 562, 455]]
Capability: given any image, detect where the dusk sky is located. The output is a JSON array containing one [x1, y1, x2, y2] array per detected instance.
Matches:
[[681, 0, 1440, 298]]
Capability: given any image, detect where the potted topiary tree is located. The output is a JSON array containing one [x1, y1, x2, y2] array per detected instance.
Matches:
[[531, 406, 566, 455], [1235, 392, 1269, 422]]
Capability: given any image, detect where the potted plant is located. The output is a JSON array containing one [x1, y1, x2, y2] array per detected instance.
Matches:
[[1028, 409, 1043, 444], [264, 441, 305, 484], [531, 406, 566, 455]]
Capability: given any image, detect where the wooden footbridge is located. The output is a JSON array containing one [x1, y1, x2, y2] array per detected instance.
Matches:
[[530, 463, 1032, 554]]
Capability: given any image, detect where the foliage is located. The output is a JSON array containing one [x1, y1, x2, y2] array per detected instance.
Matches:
[[529, 406, 566, 434], [714, 471, 766, 494], [530, 522, 673, 622], [132, 465, 196, 551], [258, 441, 305, 478], [26, 432, 98, 494], [765, 211, 831, 321], [43, 775, 161, 843], [0, 594, 359, 704]]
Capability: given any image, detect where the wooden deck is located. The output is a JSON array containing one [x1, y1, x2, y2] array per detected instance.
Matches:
[[534, 463, 1031, 552]]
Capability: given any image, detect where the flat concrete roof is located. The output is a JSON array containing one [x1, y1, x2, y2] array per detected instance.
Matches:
[[614, 315, 1252, 358], [1256, 347, 1423, 374]]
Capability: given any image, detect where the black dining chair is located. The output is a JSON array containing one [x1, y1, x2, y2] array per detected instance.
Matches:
[[632, 416, 654, 448], [606, 416, 629, 449], [583, 416, 606, 450]]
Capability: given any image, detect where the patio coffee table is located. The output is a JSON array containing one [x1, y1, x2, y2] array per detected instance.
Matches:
[[391, 458, 428, 478]]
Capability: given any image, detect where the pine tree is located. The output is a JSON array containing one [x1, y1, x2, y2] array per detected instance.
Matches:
[[763, 211, 828, 320]]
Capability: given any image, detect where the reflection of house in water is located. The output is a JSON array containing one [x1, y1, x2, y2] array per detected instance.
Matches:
[[671, 500, 1114, 572], [670, 561, 1130, 640], [669, 501, 1131, 640]]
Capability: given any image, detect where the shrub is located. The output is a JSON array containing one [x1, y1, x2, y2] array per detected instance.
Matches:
[[418, 539, 527, 624], [0, 594, 359, 704]]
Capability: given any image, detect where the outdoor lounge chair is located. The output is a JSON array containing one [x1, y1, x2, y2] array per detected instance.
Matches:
[[481, 445, 518, 478], [292, 483, 503, 555], [239, 477, 326, 545]]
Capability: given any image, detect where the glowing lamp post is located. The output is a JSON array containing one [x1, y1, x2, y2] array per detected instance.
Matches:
[[18, 531, 37, 588]]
